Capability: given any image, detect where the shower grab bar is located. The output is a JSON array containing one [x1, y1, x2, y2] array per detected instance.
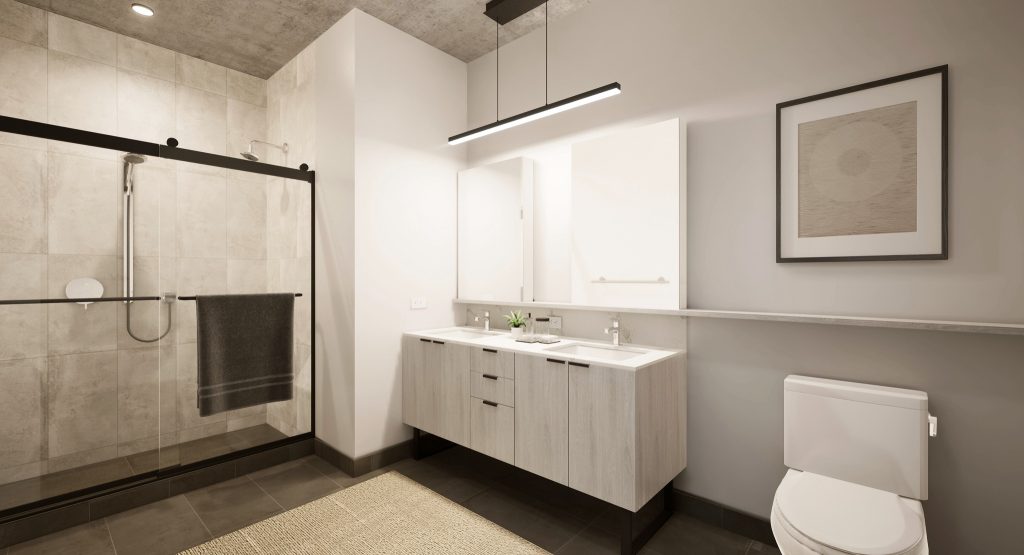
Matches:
[[0, 293, 301, 306]]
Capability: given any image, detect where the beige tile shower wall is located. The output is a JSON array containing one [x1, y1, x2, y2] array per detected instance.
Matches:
[[0, 0, 271, 485], [264, 47, 314, 438]]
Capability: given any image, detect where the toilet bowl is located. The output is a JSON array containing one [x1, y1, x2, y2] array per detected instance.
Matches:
[[771, 470, 928, 555], [774, 376, 934, 555]]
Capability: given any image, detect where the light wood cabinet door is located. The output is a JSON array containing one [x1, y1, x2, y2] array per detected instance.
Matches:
[[402, 338, 469, 446], [471, 397, 515, 464], [515, 355, 569, 485], [568, 362, 637, 510]]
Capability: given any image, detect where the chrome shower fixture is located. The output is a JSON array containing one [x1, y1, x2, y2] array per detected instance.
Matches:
[[241, 139, 289, 162]]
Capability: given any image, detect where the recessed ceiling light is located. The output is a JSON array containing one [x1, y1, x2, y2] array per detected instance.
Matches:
[[131, 3, 154, 17]]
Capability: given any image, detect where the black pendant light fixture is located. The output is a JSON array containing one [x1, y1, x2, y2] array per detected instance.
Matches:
[[448, 0, 621, 145]]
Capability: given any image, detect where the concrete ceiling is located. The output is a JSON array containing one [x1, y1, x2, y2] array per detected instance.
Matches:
[[17, 0, 590, 79]]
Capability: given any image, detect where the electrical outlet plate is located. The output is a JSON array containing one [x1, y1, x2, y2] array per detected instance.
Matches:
[[410, 297, 428, 310], [548, 315, 562, 331]]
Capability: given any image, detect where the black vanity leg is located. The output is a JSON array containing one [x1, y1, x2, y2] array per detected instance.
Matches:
[[412, 428, 454, 460], [619, 484, 674, 555]]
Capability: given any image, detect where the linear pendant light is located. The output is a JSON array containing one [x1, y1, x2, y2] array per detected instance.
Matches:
[[449, 2, 621, 145]]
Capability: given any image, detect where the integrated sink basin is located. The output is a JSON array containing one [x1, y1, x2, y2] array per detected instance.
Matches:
[[546, 343, 646, 362], [432, 328, 501, 341]]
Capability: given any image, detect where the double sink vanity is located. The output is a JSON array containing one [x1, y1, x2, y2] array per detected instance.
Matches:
[[401, 326, 686, 515]]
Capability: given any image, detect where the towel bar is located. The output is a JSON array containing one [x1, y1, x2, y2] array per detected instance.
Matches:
[[177, 293, 303, 301]]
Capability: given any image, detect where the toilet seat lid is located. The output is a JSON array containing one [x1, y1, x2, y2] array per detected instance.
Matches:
[[777, 470, 924, 555]]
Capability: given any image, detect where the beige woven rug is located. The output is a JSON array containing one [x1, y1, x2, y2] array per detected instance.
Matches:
[[179, 471, 548, 554]]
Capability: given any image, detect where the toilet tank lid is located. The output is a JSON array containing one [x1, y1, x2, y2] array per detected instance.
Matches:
[[785, 376, 927, 410]]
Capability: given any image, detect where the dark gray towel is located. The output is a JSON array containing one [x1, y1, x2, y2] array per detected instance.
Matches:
[[196, 293, 294, 416]]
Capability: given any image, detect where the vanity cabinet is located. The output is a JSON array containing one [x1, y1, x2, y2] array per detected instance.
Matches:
[[515, 354, 569, 485], [403, 332, 685, 514], [402, 336, 469, 445], [569, 358, 686, 511]]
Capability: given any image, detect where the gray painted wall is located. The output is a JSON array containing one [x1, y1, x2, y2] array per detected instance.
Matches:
[[464, 1, 1024, 552]]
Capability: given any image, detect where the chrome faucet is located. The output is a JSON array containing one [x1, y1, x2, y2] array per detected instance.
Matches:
[[473, 310, 491, 331], [604, 316, 621, 346]]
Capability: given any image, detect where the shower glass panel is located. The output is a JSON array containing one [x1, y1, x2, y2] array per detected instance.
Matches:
[[0, 136, 312, 515]]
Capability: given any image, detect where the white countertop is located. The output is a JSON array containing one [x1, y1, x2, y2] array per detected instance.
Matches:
[[404, 327, 683, 371]]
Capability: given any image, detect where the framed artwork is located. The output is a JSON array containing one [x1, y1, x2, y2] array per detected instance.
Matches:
[[776, 65, 948, 262]]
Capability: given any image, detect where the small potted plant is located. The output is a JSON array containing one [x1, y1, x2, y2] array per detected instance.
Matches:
[[504, 309, 527, 339]]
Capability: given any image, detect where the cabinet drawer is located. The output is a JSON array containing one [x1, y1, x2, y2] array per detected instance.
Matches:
[[470, 397, 515, 464], [471, 348, 515, 379], [471, 373, 515, 407]]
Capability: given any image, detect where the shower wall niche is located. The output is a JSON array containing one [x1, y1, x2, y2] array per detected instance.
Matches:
[[0, 2, 311, 512]]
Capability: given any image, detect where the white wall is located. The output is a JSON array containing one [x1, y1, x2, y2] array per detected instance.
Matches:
[[351, 12, 467, 457], [466, 1, 1024, 552]]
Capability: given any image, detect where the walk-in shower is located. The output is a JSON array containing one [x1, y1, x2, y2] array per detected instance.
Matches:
[[122, 153, 173, 343]]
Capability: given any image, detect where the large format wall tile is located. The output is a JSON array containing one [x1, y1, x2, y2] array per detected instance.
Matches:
[[0, 253, 46, 361], [47, 254, 118, 355], [47, 153, 118, 255], [177, 170, 226, 258], [176, 53, 226, 95], [227, 68, 266, 107], [0, 145, 47, 254], [227, 259, 268, 294], [117, 347, 160, 445], [0, 35, 47, 149], [0, 0, 47, 47], [117, 35, 175, 82], [117, 69, 175, 145], [175, 85, 227, 155], [48, 50, 116, 136], [0, 357, 46, 469], [266, 178, 298, 259], [226, 178, 266, 259], [47, 351, 118, 459], [120, 161, 177, 258], [47, 13, 116, 66]]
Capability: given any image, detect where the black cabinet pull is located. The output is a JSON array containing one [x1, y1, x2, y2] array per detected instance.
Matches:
[[482, 348, 498, 353], [482, 374, 499, 380], [482, 400, 498, 407], [432, 340, 445, 345], [419, 338, 431, 343], [568, 361, 590, 368], [546, 358, 565, 364]]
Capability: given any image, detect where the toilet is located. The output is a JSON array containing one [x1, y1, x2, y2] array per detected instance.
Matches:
[[772, 376, 933, 555]]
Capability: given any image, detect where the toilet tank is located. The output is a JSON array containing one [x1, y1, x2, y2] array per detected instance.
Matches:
[[784, 375, 929, 500]]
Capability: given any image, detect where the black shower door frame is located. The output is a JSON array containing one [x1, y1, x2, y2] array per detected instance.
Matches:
[[0, 114, 317, 522]]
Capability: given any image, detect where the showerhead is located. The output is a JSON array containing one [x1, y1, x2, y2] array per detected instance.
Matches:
[[241, 139, 288, 162], [123, 153, 147, 164]]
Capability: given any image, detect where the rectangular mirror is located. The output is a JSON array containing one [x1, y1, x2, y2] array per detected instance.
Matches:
[[570, 118, 681, 309], [457, 157, 534, 301]]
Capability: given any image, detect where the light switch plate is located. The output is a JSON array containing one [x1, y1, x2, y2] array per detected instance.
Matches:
[[410, 297, 428, 310]]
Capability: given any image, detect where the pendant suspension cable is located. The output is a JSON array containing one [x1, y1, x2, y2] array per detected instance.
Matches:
[[545, 1, 549, 105], [496, 20, 500, 121]]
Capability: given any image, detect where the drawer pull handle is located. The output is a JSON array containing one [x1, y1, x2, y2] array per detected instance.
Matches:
[[432, 340, 445, 345], [546, 358, 565, 364], [482, 348, 498, 353], [419, 338, 431, 343], [568, 361, 590, 368], [482, 400, 498, 407], [482, 374, 499, 380]]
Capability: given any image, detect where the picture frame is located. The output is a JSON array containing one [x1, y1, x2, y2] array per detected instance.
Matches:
[[776, 65, 948, 262]]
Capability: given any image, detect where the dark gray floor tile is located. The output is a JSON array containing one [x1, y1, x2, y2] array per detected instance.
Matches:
[[247, 459, 340, 510], [746, 541, 781, 554], [185, 476, 281, 536], [461, 486, 589, 553], [498, 468, 608, 525], [554, 522, 620, 555], [643, 513, 751, 555], [385, 456, 494, 504], [166, 460, 236, 497], [106, 495, 211, 555], [7, 521, 114, 555]]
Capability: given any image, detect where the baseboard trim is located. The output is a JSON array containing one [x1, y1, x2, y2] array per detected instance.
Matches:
[[672, 489, 777, 547], [313, 438, 414, 477]]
